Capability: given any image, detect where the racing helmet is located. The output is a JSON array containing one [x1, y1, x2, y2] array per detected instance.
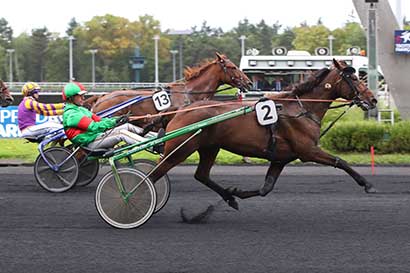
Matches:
[[62, 82, 87, 101], [21, 82, 40, 96]]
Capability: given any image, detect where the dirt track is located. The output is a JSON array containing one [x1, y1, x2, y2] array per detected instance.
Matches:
[[0, 165, 409, 273]]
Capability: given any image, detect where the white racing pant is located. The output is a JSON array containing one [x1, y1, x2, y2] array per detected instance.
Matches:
[[87, 123, 151, 150], [21, 122, 63, 138]]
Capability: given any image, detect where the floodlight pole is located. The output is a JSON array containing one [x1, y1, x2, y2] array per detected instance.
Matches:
[[328, 35, 335, 55], [168, 29, 193, 79], [89, 49, 98, 86], [239, 35, 246, 56], [170, 50, 178, 82], [396, 0, 403, 29], [6, 49, 14, 87], [153, 35, 160, 85], [68, 36, 75, 81], [367, 2, 378, 93]]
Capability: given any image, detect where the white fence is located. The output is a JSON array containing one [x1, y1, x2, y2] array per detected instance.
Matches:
[[7, 82, 168, 94]]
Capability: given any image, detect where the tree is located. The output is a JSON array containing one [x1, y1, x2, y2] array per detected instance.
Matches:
[[403, 16, 410, 30], [0, 44, 5, 79], [13, 33, 31, 81], [182, 21, 227, 67], [73, 14, 171, 82], [0, 18, 13, 49], [332, 22, 366, 55], [66, 18, 79, 37], [273, 27, 295, 50], [29, 28, 50, 81], [255, 20, 275, 55], [292, 24, 331, 53], [45, 37, 70, 81]]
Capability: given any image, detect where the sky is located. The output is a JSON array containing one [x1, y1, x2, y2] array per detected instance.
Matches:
[[2, 0, 409, 36]]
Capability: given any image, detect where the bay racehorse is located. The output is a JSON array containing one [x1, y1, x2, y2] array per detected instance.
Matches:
[[91, 52, 251, 129], [0, 80, 14, 107], [148, 59, 378, 209]]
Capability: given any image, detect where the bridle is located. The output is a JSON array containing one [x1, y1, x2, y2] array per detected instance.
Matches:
[[282, 65, 367, 130], [336, 66, 369, 110], [217, 58, 248, 91], [0, 82, 13, 106]]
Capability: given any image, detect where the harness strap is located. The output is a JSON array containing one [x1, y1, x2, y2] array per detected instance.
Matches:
[[264, 123, 277, 161], [320, 102, 354, 138]]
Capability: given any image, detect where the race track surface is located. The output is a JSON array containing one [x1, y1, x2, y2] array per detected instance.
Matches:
[[0, 165, 409, 273]]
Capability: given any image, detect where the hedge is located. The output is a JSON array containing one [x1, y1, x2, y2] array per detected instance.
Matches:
[[320, 121, 410, 153]]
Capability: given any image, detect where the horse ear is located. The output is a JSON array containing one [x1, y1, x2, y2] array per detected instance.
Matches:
[[216, 52, 224, 62], [333, 59, 341, 70], [343, 66, 356, 75]]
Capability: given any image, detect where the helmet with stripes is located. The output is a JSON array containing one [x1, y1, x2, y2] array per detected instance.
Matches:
[[21, 82, 40, 96]]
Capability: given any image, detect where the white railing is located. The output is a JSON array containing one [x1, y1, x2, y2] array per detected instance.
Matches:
[[7, 82, 168, 94], [376, 84, 395, 125]]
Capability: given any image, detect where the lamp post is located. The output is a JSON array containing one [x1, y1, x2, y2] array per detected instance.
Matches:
[[170, 50, 178, 81], [239, 35, 246, 56], [396, 0, 403, 29], [89, 49, 98, 86], [153, 35, 160, 85], [365, 0, 378, 119], [328, 35, 335, 56], [168, 29, 193, 79], [68, 36, 75, 81], [6, 49, 14, 87]]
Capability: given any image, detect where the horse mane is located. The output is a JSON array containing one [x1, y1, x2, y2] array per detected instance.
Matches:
[[292, 68, 330, 96], [183, 59, 216, 81], [265, 68, 330, 100]]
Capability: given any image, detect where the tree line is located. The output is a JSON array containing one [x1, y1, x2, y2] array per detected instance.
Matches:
[[0, 15, 409, 84]]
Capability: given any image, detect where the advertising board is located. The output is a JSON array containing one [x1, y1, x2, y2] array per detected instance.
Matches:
[[0, 106, 61, 138]]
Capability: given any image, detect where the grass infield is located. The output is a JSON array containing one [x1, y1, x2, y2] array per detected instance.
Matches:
[[1, 139, 409, 165]]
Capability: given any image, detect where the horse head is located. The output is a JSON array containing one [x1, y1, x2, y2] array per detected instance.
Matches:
[[0, 80, 14, 107], [215, 52, 252, 91], [332, 59, 377, 110]]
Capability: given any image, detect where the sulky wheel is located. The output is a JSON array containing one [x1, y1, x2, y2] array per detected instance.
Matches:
[[34, 147, 79, 193], [133, 158, 171, 213], [76, 158, 100, 187], [95, 168, 157, 229]]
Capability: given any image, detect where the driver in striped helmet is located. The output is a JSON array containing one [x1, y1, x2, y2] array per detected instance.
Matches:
[[18, 82, 64, 138]]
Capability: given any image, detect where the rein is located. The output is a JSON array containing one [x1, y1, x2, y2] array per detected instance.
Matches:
[[127, 96, 353, 122], [319, 102, 354, 138], [128, 101, 245, 121], [169, 86, 233, 95], [94, 86, 237, 109]]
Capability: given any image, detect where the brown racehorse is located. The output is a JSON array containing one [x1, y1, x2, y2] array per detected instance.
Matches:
[[0, 80, 14, 107], [148, 59, 378, 209], [91, 52, 251, 129]]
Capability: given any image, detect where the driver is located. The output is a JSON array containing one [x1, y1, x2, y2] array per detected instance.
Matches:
[[62, 82, 149, 150], [18, 82, 64, 138]]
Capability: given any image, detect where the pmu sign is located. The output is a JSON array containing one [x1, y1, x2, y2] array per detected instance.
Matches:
[[395, 30, 410, 54], [0, 106, 60, 138]]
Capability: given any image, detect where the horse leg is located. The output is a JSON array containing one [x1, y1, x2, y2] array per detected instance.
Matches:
[[299, 147, 376, 193], [149, 142, 195, 183], [194, 147, 239, 210], [227, 162, 285, 199]]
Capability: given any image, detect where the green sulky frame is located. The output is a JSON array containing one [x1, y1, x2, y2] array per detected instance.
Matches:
[[106, 105, 254, 201]]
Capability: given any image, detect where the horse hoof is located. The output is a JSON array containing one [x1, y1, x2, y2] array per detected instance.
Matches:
[[226, 187, 238, 196], [365, 185, 377, 194], [228, 199, 239, 210]]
